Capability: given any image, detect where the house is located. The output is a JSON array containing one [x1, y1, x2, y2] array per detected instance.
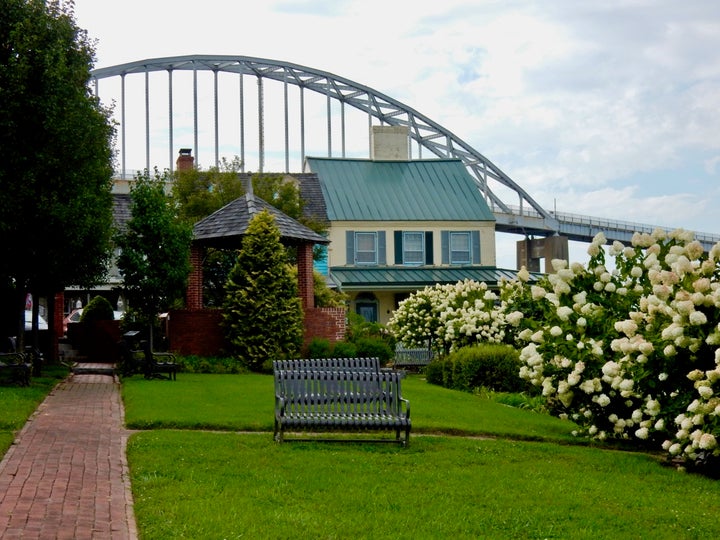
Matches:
[[302, 126, 522, 325]]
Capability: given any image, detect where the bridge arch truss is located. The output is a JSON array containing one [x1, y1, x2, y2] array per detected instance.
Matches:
[[91, 55, 557, 229], [91, 55, 719, 251]]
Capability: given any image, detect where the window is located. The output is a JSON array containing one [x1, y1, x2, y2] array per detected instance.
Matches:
[[441, 230, 480, 265], [346, 231, 386, 266], [402, 232, 424, 265], [394, 231, 433, 265], [354, 232, 377, 264], [355, 293, 378, 322], [450, 232, 471, 264]]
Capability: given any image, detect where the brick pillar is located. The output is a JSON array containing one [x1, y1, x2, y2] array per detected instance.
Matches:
[[186, 244, 204, 310], [297, 242, 315, 310]]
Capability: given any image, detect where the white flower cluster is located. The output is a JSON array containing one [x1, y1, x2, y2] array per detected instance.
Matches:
[[388, 279, 507, 354], [390, 227, 720, 467], [510, 229, 720, 465]]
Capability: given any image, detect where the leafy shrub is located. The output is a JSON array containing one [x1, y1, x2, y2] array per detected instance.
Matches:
[[174, 355, 246, 374], [331, 341, 357, 358], [353, 337, 393, 365], [426, 344, 528, 393], [425, 359, 448, 386], [80, 296, 115, 322], [306, 338, 332, 358]]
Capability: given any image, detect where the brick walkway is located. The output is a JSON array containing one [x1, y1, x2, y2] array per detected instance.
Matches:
[[0, 373, 137, 539]]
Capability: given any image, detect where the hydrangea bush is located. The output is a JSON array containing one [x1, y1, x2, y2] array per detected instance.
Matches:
[[389, 229, 720, 468], [388, 279, 506, 354]]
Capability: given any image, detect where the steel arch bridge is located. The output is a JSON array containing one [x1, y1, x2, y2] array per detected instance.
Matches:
[[90, 55, 720, 251]]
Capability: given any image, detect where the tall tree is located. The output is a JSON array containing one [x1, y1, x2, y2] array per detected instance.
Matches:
[[115, 168, 192, 347], [0, 0, 115, 345], [223, 210, 303, 371]]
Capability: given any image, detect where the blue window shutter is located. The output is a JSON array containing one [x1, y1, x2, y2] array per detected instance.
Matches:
[[346, 231, 354, 264], [314, 245, 328, 275], [378, 231, 386, 265], [394, 230, 403, 264], [472, 230, 481, 264], [425, 231, 433, 265], [441, 231, 449, 264]]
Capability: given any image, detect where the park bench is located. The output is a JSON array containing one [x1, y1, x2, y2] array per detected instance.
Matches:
[[0, 352, 32, 386], [117, 340, 178, 380], [393, 342, 433, 370], [273, 362, 411, 446]]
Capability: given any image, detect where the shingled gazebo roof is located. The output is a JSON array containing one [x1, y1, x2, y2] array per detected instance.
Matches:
[[192, 189, 328, 249]]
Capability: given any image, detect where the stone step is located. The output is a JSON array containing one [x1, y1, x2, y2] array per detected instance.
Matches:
[[72, 363, 116, 376]]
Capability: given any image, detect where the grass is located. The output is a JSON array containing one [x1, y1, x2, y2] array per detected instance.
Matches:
[[121, 373, 720, 539], [0, 365, 68, 456], [7, 370, 720, 538], [129, 431, 720, 539], [121, 374, 578, 442]]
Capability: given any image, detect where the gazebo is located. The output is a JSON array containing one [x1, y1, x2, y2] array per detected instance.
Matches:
[[167, 182, 345, 356]]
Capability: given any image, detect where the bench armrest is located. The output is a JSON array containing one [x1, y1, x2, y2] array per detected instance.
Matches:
[[400, 397, 411, 419], [275, 394, 286, 416]]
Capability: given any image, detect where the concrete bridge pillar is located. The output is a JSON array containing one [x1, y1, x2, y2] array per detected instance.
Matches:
[[516, 235, 569, 273]]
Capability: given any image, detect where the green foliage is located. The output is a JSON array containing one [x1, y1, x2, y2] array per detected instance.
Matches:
[[201, 249, 238, 307], [79, 296, 115, 322], [306, 338, 332, 358], [353, 337, 394, 364], [426, 344, 529, 393], [115, 168, 193, 326], [0, 0, 115, 346], [312, 270, 347, 307], [223, 211, 304, 371], [286, 267, 348, 308], [251, 174, 303, 220], [173, 355, 247, 374], [331, 341, 358, 358], [172, 157, 245, 224]]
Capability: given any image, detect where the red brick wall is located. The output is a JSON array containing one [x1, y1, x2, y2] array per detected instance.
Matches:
[[303, 307, 346, 350], [167, 309, 228, 357], [167, 306, 347, 357]]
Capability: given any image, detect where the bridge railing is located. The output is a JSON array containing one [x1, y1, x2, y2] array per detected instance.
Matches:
[[497, 204, 720, 246]]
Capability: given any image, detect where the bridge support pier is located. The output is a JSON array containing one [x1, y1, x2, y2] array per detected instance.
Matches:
[[516, 235, 569, 273]]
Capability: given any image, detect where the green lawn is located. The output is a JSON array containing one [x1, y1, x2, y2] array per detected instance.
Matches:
[[0, 365, 68, 456], [122, 373, 720, 539], [122, 373, 578, 442]]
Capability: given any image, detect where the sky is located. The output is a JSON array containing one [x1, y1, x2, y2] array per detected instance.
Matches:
[[71, 0, 720, 269]]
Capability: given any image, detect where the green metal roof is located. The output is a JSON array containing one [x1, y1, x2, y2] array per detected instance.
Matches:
[[305, 158, 496, 222], [329, 266, 537, 290]]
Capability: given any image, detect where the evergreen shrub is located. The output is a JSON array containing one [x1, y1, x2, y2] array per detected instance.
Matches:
[[426, 344, 528, 393], [331, 341, 357, 358], [306, 338, 332, 358], [80, 296, 115, 322], [353, 337, 393, 365]]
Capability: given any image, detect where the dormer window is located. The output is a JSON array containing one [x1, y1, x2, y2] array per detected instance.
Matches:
[[449, 232, 471, 264], [402, 232, 424, 265], [441, 230, 480, 265], [355, 232, 378, 264]]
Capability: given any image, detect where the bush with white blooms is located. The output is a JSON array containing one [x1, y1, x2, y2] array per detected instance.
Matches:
[[390, 228, 720, 468]]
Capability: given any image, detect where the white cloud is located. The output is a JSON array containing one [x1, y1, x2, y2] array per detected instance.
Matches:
[[72, 0, 720, 242]]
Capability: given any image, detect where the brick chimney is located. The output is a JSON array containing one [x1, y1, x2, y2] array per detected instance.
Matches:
[[176, 148, 194, 171]]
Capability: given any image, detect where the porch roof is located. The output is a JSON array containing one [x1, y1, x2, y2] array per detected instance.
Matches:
[[328, 266, 537, 290]]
